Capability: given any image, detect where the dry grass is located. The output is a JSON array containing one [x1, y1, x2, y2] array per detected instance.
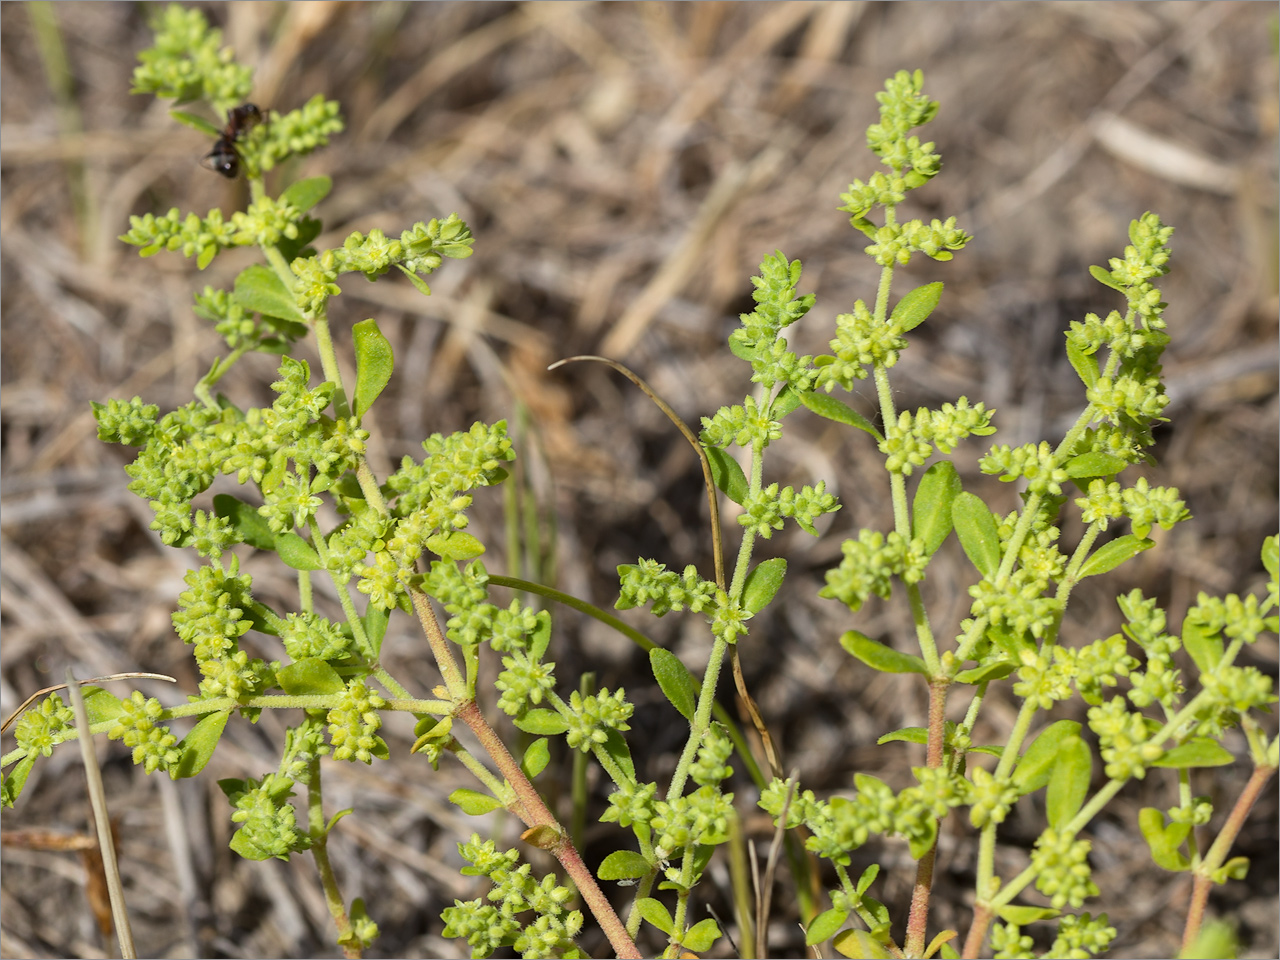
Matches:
[[2, 2, 1277, 957]]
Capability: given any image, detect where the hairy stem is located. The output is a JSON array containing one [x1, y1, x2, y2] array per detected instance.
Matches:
[[1181, 762, 1278, 954], [307, 758, 359, 958], [453, 699, 642, 959]]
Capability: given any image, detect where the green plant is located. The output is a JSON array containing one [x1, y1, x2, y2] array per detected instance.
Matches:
[[2, 8, 1275, 960]]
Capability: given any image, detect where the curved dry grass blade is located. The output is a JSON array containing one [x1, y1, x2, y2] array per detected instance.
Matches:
[[548, 354, 725, 589], [2, 672, 176, 734]]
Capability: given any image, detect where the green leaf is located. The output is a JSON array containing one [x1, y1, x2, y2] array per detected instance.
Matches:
[[214, 494, 276, 550], [682, 918, 722, 953], [1182, 618, 1223, 674], [1262, 535, 1278, 577], [913, 461, 960, 556], [839, 630, 929, 675], [80, 687, 126, 724], [833, 928, 892, 959], [394, 262, 433, 297], [636, 897, 674, 935], [276, 658, 345, 695], [233, 264, 306, 323], [877, 726, 926, 745], [772, 384, 805, 420], [276, 532, 323, 570], [954, 660, 1017, 684], [891, 281, 943, 333], [449, 788, 504, 816], [1078, 534, 1153, 578], [1182, 921, 1239, 960], [529, 610, 553, 662], [1089, 264, 1126, 292], [650, 647, 699, 720], [172, 710, 230, 779], [2, 755, 37, 808], [705, 444, 749, 505], [907, 815, 937, 860], [951, 492, 1001, 580], [1012, 721, 1083, 795], [742, 558, 787, 614], [1064, 451, 1126, 479], [425, 531, 486, 561], [513, 709, 568, 735], [800, 391, 882, 440], [279, 176, 332, 213], [1139, 807, 1191, 871], [1151, 738, 1234, 768], [807, 907, 851, 945], [1066, 337, 1099, 390], [1045, 735, 1091, 828], [996, 905, 1060, 925], [599, 726, 635, 782], [1211, 856, 1250, 884], [352, 318, 394, 420], [170, 109, 223, 137], [924, 930, 960, 960], [364, 603, 389, 658], [520, 738, 550, 779], [598, 849, 651, 881]]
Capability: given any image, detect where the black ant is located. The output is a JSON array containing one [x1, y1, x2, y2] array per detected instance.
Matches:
[[203, 103, 264, 179]]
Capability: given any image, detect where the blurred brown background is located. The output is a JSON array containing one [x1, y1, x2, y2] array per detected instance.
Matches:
[[2, 2, 1276, 957]]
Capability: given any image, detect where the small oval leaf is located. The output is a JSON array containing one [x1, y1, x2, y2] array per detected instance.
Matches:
[[1089, 264, 1126, 292], [600, 726, 635, 781], [1045, 735, 1091, 828], [800, 391, 882, 439], [636, 897, 675, 935], [279, 176, 332, 213], [449, 788, 504, 816], [705, 444, 749, 505], [81, 687, 126, 725], [512, 709, 568, 736], [172, 710, 230, 779], [742, 558, 787, 614], [214, 493, 275, 550], [951, 492, 1001, 580], [1066, 338, 1100, 390], [954, 660, 1017, 684], [1011, 721, 1083, 795], [276, 531, 324, 570], [1151, 738, 1234, 768], [807, 907, 851, 945], [1181, 618, 1223, 674], [352, 318, 394, 420], [1064, 451, 1127, 479], [913, 461, 961, 556], [650, 648, 699, 720], [426, 531, 486, 561], [233, 264, 306, 323], [839, 630, 929, 675], [1078, 534, 1153, 578], [891, 281, 943, 333], [996, 905, 1060, 925], [598, 849, 651, 881], [521, 737, 550, 779], [683, 917, 722, 953], [772, 384, 804, 420], [877, 727, 927, 745], [276, 658, 345, 696]]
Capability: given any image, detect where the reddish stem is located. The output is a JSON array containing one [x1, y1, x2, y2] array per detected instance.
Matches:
[[903, 677, 949, 957], [961, 902, 994, 959], [454, 700, 641, 959], [1180, 762, 1277, 955]]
